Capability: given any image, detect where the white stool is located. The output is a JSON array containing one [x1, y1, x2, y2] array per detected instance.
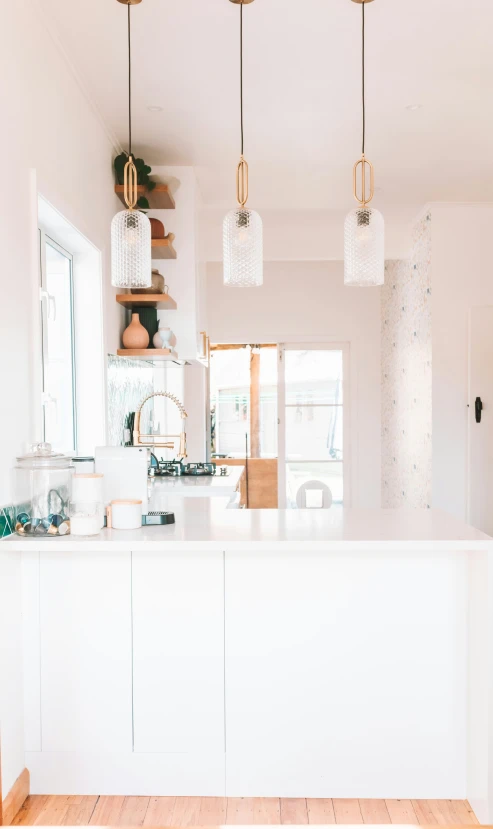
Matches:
[[296, 480, 333, 509]]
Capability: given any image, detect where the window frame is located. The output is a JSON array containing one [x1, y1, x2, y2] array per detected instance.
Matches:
[[38, 229, 78, 453], [277, 342, 351, 509]]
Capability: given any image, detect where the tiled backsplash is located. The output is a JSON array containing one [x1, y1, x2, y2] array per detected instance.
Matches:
[[381, 212, 432, 508], [107, 354, 154, 446]]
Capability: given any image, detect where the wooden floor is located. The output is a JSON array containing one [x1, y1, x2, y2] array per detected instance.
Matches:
[[10, 796, 479, 826]]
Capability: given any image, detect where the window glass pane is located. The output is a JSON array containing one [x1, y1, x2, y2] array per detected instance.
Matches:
[[43, 241, 76, 452], [286, 461, 343, 507], [210, 348, 251, 458], [259, 347, 278, 458], [210, 346, 278, 459], [285, 349, 343, 404], [285, 404, 343, 461]]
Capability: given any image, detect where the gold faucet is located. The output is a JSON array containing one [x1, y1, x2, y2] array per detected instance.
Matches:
[[133, 391, 188, 459]]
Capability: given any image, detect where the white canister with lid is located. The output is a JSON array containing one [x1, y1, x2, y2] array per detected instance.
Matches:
[[72, 474, 104, 530], [107, 500, 142, 530]]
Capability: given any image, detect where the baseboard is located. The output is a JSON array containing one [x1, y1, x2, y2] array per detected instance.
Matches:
[[1, 769, 30, 826]]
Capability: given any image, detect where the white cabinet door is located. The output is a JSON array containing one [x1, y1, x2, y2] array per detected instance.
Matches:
[[468, 307, 493, 535], [225, 549, 467, 797], [39, 551, 132, 753], [132, 549, 224, 753]]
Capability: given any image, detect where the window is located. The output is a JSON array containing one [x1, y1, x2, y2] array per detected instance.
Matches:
[[210, 345, 278, 459], [39, 232, 77, 453], [278, 344, 348, 508]]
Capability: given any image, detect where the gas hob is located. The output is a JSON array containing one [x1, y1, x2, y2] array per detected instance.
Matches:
[[150, 459, 229, 478]]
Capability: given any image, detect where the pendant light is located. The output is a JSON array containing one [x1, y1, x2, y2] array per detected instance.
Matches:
[[111, 0, 151, 289], [344, 0, 384, 287], [223, 0, 263, 288]]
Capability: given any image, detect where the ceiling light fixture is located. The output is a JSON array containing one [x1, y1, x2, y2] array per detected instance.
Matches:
[[223, 0, 263, 288], [147, 105, 164, 112], [406, 104, 422, 111], [111, 0, 151, 289], [344, 0, 384, 287]]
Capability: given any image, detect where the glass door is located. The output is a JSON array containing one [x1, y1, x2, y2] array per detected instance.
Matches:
[[277, 344, 349, 508]]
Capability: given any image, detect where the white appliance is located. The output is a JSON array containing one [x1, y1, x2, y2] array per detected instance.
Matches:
[[95, 447, 149, 516]]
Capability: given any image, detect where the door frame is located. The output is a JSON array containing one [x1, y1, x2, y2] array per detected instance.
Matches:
[[277, 342, 351, 508]]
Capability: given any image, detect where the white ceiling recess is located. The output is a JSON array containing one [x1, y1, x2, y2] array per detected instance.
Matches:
[[41, 0, 493, 214]]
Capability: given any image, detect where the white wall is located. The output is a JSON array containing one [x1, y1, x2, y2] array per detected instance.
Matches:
[[431, 204, 493, 521], [0, 0, 122, 797], [207, 260, 381, 508]]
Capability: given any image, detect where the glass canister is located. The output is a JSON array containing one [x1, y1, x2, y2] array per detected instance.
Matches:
[[12, 443, 73, 537]]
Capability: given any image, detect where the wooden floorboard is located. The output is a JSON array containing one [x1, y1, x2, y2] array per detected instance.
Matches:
[[10, 795, 480, 826], [359, 800, 391, 824], [170, 797, 202, 827], [88, 796, 125, 825], [226, 798, 256, 825], [385, 800, 419, 825], [143, 798, 176, 827], [307, 798, 336, 824], [253, 797, 281, 824], [280, 798, 309, 825], [332, 799, 363, 824]]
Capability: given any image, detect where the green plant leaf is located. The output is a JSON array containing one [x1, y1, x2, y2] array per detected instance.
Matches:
[[137, 196, 150, 210]]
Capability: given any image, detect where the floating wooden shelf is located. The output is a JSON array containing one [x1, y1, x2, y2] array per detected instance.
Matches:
[[115, 183, 175, 210], [152, 237, 177, 260], [117, 348, 180, 362], [116, 294, 177, 310]]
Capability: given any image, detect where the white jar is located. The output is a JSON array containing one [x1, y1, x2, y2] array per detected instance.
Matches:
[[108, 499, 142, 530], [72, 474, 104, 529], [70, 501, 103, 537], [72, 457, 95, 474]]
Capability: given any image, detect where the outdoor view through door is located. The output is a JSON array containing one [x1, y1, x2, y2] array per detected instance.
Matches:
[[210, 344, 347, 509], [278, 345, 346, 509]]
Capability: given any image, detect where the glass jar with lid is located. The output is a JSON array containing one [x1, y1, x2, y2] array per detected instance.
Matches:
[[12, 443, 73, 537]]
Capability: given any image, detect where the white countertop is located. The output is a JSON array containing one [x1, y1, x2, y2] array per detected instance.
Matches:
[[148, 465, 244, 501], [2, 500, 492, 553]]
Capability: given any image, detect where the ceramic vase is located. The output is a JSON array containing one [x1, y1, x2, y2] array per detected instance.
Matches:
[[149, 218, 165, 239], [122, 313, 149, 349], [131, 269, 165, 295], [153, 326, 173, 349]]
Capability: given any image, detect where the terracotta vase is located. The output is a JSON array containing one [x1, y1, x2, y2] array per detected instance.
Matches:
[[122, 313, 149, 349], [149, 218, 165, 239]]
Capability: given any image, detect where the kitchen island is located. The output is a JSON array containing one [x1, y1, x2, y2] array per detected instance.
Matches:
[[3, 502, 493, 821]]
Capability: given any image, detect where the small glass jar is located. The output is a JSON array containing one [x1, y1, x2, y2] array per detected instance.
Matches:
[[12, 443, 73, 537]]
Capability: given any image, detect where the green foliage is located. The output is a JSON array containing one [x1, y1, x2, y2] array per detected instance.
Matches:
[[114, 152, 157, 192]]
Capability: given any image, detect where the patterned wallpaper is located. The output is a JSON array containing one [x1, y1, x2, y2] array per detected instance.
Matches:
[[107, 354, 154, 446], [381, 212, 432, 508]]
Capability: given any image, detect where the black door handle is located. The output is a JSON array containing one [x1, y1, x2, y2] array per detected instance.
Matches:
[[476, 397, 483, 423]]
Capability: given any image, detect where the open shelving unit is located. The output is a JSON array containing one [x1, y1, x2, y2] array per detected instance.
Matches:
[[151, 237, 177, 260], [115, 183, 175, 210], [115, 349, 188, 366], [116, 294, 177, 310]]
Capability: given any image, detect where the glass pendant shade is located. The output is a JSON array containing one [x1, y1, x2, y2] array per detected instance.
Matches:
[[223, 208, 263, 287], [344, 207, 385, 287], [111, 209, 152, 288]]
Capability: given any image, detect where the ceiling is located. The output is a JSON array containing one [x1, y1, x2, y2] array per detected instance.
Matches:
[[42, 0, 493, 211]]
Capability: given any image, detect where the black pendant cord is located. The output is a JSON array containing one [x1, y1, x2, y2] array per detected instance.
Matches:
[[240, 2, 244, 156], [362, 0, 365, 156], [128, 3, 132, 158]]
